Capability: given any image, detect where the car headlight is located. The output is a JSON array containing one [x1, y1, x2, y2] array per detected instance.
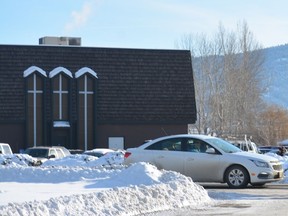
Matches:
[[250, 159, 269, 168]]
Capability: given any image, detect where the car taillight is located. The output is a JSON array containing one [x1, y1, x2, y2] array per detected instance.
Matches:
[[124, 152, 131, 158]]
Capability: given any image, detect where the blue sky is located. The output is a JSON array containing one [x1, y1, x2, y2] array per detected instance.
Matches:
[[1, 0, 288, 49]]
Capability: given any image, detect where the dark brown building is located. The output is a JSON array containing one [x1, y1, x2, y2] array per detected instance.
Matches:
[[0, 44, 197, 152]]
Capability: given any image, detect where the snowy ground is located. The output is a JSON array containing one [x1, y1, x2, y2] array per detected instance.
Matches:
[[0, 151, 287, 216]]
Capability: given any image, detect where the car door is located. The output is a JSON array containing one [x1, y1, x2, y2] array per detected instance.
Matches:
[[145, 138, 185, 174], [183, 138, 222, 182]]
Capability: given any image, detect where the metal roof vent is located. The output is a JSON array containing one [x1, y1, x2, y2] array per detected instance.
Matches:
[[39, 36, 81, 46]]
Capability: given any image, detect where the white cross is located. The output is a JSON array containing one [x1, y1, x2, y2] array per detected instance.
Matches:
[[27, 73, 43, 147], [79, 75, 94, 151], [53, 74, 68, 120]]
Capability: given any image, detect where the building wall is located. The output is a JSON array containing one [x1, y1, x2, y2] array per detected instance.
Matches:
[[0, 45, 197, 153], [0, 123, 188, 152], [0, 123, 25, 153], [96, 124, 188, 150]]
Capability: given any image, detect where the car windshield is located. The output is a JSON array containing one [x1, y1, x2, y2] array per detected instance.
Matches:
[[205, 138, 242, 153], [25, 149, 49, 158], [83, 152, 105, 158]]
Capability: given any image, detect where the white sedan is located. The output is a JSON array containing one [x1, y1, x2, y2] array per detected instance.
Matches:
[[124, 134, 284, 188]]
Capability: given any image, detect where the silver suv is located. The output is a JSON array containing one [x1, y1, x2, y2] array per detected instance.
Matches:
[[24, 146, 70, 163]]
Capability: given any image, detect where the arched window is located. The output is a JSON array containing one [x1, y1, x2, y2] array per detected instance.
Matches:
[[49, 67, 72, 121], [75, 67, 97, 150], [23, 66, 47, 147], [49, 67, 72, 147]]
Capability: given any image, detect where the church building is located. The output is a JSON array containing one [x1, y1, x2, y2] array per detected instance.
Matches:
[[0, 37, 197, 152]]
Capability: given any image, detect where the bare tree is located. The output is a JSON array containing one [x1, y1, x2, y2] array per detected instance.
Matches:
[[176, 34, 219, 134], [177, 21, 266, 140], [258, 105, 288, 145]]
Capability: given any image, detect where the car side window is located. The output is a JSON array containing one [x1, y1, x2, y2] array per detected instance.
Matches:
[[145, 138, 183, 151], [50, 149, 57, 157], [56, 149, 64, 158], [186, 138, 210, 153], [2, 145, 12, 154]]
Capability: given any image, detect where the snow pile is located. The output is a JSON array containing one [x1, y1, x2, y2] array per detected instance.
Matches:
[[42, 151, 124, 168], [0, 153, 38, 166], [0, 181, 209, 216], [0, 155, 213, 216], [0, 165, 122, 183], [1, 151, 288, 215]]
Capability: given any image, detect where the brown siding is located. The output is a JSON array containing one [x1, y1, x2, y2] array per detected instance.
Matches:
[[0, 45, 197, 124], [0, 45, 197, 152], [0, 123, 25, 153], [96, 124, 188, 149]]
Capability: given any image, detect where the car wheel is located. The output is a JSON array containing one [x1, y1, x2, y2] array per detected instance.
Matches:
[[225, 165, 249, 189]]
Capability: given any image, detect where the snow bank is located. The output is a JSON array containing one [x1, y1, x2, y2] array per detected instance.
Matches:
[[0, 182, 210, 216], [1, 152, 288, 216], [0, 163, 212, 216], [0, 154, 38, 166], [41, 151, 124, 168]]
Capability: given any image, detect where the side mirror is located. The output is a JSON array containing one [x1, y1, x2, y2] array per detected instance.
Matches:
[[206, 148, 215, 154], [48, 154, 56, 159]]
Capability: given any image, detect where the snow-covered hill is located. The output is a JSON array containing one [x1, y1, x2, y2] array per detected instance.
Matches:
[[262, 44, 288, 108]]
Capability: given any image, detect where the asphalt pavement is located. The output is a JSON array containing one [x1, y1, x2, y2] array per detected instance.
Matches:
[[148, 183, 288, 216]]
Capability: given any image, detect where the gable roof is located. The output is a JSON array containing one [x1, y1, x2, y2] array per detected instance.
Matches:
[[0, 44, 196, 124]]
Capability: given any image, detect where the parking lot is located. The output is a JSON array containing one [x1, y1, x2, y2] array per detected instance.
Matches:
[[151, 183, 288, 216], [206, 183, 288, 215]]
